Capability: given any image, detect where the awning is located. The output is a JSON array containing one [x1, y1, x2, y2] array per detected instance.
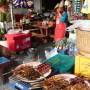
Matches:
[[13, 0, 33, 8]]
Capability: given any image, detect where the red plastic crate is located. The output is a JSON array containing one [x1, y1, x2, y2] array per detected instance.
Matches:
[[5, 33, 32, 51]]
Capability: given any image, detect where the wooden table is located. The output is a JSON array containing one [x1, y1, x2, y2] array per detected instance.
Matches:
[[0, 41, 16, 57], [31, 24, 49, 37]]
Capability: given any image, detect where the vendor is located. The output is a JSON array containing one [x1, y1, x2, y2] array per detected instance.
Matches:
[[54, 4, 68, 50]]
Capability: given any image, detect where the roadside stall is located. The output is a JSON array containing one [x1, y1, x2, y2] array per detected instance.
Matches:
[[1, 0, 90, 90], [6, 18, 90, 90]]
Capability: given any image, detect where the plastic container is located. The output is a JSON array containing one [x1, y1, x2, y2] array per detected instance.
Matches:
[[45, 53, 75, 73], [0, 57, 9, 64], [76, 28, 90, 57], [0, 57, 10, 83], [5, 33, 31, 51], [75, 54, 90, 78]]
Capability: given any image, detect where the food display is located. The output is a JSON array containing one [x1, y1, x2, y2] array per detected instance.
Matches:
[[12, 62, 51, 82], [13, 65, 41, 80], [43, 74, 90, 90], [36, 63, 51, 74], [43, 76, 69, 90], [67, 77, 90, 90]]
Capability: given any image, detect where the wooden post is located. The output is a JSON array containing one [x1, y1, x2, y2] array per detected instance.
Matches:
[[88, 14, 90, 19]]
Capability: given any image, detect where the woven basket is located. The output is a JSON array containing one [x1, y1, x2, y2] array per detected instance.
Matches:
[[76, 29, 90, 55]]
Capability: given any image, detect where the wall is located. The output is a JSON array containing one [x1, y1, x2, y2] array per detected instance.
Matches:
[[13, 8, 28, 14], [34, 0, 42, 12]]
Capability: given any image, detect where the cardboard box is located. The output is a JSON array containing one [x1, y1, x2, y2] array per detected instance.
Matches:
[[0, 45, 16, 57], [88, 14, 90, 20]]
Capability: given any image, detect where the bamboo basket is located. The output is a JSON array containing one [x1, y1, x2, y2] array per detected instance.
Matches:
[[76, 28, 90, 57]]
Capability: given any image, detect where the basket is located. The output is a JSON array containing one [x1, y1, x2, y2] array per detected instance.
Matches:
[[76, 29, 90, 56]]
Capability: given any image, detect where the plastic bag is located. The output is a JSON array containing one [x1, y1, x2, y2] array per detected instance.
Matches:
[[45, 47, 58, 59]]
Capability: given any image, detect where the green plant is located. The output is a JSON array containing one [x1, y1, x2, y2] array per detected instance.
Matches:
[[0, 0, 8, 5], [0, 12, 6, 22]]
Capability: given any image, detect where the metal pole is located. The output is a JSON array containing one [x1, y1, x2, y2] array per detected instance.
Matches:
[[9, 3, 14, 30]]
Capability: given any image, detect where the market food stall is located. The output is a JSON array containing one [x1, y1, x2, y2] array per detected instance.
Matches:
[[1, 0, 90, 90]]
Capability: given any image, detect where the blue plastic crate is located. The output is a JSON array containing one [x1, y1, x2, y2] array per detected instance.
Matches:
[[0, 57, 10, 64], [9, 81, 31, 90], [45, 53, 75, 74]]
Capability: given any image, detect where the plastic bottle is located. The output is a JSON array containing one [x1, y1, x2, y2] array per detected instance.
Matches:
[[68, 42, 75, 56]]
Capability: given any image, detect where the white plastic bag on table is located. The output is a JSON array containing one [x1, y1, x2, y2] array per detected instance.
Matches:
[[45, 47, 58, 59]]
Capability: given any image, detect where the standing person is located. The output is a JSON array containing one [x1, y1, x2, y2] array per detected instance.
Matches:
[[54, 5, 68, 50], [61, 6, 69, 26], [65, 0, 72, 21]]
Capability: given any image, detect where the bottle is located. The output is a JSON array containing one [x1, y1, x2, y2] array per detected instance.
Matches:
[[68, 42, 75, 56]]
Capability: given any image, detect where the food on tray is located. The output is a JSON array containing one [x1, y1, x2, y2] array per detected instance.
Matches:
[[36, 63, 51, 74], [43, 76, 69, 90], [66, 83, 89, 90], [43, 75, 90, 90], [70, 77, 85, 85], [69, 77, 90, 90], [12, 62, 51, 82], [12, 65, 41, 80]]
